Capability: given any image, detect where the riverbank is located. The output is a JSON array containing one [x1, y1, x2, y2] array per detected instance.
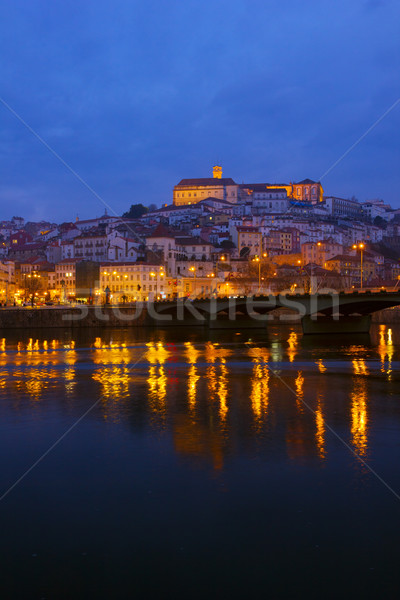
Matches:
[[0, 305, 150, 329], [0, 304, 399, 329]]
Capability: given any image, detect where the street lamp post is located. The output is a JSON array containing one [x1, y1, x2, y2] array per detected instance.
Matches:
[[189, 266, 196, 297], [150, 272, 157, 299], [60, 279, 65, 303], [353, 243, 365, 289], [253, 256, 261, 293], [159, 270, 164, 298]]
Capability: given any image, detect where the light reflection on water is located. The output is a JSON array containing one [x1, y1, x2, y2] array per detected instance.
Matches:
[[0, 324, 398, 467]]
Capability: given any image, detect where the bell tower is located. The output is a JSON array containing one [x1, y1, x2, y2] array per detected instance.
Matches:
[[213, 165, 222, 179]]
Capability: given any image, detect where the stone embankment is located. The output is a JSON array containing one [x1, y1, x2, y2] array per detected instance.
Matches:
[[0, 304, 398, 329], [0, 306, 150, 329], [371, 306, 400, 323]]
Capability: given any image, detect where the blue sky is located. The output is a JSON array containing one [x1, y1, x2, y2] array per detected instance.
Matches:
[[0, 0, 399, 222]]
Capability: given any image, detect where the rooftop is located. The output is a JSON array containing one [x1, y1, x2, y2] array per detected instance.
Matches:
[[175, 178, 236, 187]]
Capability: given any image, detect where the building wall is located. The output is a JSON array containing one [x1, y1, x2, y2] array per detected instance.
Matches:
[[99, 263, 169, 301], [74, 235, 107, 261], [173, 184, 238, 206], [323, 196, 362, 219]]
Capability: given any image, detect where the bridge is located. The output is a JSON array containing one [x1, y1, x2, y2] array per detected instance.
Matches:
[[150, 290, 400, 334]]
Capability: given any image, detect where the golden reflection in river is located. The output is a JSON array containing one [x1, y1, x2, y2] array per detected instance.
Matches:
[[0, 368, 6, 391], [287, 331, 298, 363], [92, 346, 131, 415], [248, 347, 270, 426], [185, 342, 200, 411], [317, 359, 327, 373], [295, 371, 305, 412], [15, 366, 59, 401], [378, 325, 394, 379], [352, 358, 368, 376], [64, 349, 77, 396], [204, 342, 232, 423], [146, 342, 168, 426], [173, 415, 225, 471], [350, 366, 368, 457], [4, 337, 69, 400], [218, 358, 228, 422], [93, 337, 129, 350], [315, 394, 326, 459], [145, 341, 169, 366]]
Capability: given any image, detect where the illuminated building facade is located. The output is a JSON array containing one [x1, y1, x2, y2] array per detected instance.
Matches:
[[99, 262, 168, 301], [173, 166, 238, 206], [0, 261, 15, 303], [55, 259, 79, 300], [301, 240, 344, 266], [173, 168, 323, 208], [325, 254, 376, 285], [233, 226, 263, 257], [289, 179, 324, 204]]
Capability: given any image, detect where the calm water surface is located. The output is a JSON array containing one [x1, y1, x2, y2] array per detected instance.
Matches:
[[0, 324, 400, 599]]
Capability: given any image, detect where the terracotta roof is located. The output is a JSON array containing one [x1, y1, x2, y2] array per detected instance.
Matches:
[[239, 184, 288, 193], [295, 179, 320, 185], [327, 254, 363, 263], [148, 224, 175, 239], [199, 197, 234, 205], [176, 178, 236, 187], [236, 226, 260, 233], [175, 236, 213, 246], [99, 261, 162, 267]]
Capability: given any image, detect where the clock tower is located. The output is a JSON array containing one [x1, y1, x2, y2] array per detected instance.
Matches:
[[213, 165, 222, 179]]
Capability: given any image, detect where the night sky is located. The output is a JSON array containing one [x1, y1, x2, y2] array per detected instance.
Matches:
[[0, 0, 399, 222]]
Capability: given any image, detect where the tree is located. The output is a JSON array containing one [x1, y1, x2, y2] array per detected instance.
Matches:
[[248, 258, 275, 280], [122, 204, 148, 219], [373, 216, 387, 228], [220, 240, 235, 249]]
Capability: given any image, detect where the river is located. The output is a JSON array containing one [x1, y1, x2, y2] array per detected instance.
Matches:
[[0, 324, 399, 598]]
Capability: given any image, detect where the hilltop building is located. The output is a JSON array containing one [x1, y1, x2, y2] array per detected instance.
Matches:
[[173, 166, 239, 206]]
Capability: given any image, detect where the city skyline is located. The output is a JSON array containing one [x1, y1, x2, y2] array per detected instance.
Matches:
[[0, 0, 399, 222]]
